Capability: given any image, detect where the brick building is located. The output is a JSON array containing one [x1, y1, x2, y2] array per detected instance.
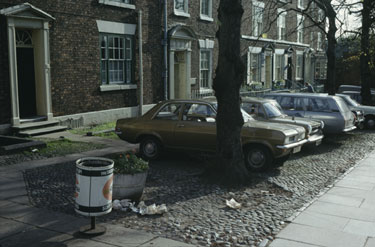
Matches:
[[0, 0, 326, 134]]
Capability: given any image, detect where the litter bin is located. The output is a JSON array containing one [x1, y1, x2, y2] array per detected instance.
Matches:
[[75, 157, 114, 217]]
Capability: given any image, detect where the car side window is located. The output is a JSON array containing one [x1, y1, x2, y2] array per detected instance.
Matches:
[[308, 98, 330, 112], [279, 97, 295, 110], [154, 103, 182, 120], [242, 103, 258, 116], [183, 103, 216, 122], [295, 97, 305, 111]]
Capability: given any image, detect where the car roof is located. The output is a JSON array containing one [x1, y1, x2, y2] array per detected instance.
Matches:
[[265, 92, 337, 99], [160, 98, 217, 104], [241, 96, 275, 104]]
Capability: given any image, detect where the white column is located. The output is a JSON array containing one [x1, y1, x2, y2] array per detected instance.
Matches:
[[185, 49, 191, 99], [7, 18, 20, 126], [42, 21, 53, 121], [169, 50, 175, 99]]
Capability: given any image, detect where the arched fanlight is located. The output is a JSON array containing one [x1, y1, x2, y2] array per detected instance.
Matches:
[[16, 30, 33, 47]]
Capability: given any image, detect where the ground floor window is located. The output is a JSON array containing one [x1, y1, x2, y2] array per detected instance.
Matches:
[[249, 53, 261, 83], [200, 50, 212, 89], [315, 59, 327, 79], [100, 34, 133, 84], [275, 54, 284, 81], [296, 53, 303, 80]]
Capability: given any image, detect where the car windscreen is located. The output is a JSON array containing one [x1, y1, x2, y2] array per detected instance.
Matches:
[[263, 102, 284, 118]]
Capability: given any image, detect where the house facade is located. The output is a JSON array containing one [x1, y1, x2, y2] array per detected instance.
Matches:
[[0, 0, 326, 134]]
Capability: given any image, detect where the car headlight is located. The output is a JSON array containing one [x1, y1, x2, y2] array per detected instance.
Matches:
[[285, 135, 297, 144]]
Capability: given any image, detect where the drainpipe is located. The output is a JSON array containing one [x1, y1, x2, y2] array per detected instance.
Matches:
[[138, 10, 144, 116], [163, 0, 168, 100]]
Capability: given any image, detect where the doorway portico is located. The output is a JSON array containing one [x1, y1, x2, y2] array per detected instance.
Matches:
[[0, 3, 54, 126]]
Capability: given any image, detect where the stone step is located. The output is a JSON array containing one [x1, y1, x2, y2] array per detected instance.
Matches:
[[18, 125, 68, 137], [12, 120, 60, 131]]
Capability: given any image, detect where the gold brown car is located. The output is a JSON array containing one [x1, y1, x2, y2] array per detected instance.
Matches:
[[115, 98, 307, 171]]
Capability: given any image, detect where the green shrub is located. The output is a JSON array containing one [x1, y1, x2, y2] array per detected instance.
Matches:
[[111, 152, 149, 175]]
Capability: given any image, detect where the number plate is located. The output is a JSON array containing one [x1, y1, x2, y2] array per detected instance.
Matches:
[[293, 145, 301, 153], [316, 139, 322, 146]]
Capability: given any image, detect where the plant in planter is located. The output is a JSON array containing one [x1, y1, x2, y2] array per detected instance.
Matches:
[[111, 152, 149, 201]]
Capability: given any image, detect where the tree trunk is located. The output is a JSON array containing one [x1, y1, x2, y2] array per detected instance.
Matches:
[[361, 0, 372, 105], [325, 4, 337, 95], [211, 0, 250, 184]]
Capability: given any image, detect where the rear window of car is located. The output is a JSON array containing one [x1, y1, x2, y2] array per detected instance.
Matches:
[[334, 97, 351, 114]]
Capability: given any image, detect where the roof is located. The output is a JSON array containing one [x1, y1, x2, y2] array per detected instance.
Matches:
[[0, 3, 55, 20], [265, 92, 338, 98]]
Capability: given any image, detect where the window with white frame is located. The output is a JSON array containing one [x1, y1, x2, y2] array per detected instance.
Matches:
[[297, 14, 304, 43], [315, 59, 327, 79], [252, 1, 264, 37], [296, 53, 303, 80], [318, 9, 324, 22], [297, 0, 304, 9], [317, 32, 322, 50], [100, 34, 133, 84], [175, 0, 189, 15], [200, 0, 212, 19], [248, 52, 261, 83], [200, 50, 212, 89], [275, 54, 284, 81], [98, 0, 135, 9], [277, 9, 286, 40]]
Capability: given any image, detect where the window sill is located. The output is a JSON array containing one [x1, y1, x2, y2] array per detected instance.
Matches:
[[174, 11, 190, 18], [100, 84, 137, 92], [199, 88, 213, 94], [199, 15, 213, 22], [98, 0, 136, 10]]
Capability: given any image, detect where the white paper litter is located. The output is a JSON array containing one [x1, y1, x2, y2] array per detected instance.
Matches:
[[226, 198, 241, 209], [112, 200, 167, 215]]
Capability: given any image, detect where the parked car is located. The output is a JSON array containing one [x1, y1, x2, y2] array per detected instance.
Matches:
[[337, 84, 375, 94], [241, 97, 324, 146], [115, 99, 307, 171], [263, 93, 357, 134], [341, 90, 375, 105], [336, 94, 375, 129]]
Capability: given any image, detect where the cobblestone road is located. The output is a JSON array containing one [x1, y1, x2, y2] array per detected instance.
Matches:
[[23, 130, 375, 247]]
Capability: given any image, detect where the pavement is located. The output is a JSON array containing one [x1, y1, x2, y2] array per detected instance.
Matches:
[[270, 150, 375, 247], [1, 131, 375, 247], [0, 131, 193, 247]]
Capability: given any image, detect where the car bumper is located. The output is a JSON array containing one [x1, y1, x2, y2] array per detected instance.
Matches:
[[307, 134, 324, 144], [343, 125, 357, 132], [276, 139, 308, 149]]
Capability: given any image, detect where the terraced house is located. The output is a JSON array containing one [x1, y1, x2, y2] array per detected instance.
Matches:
[[0, 0, 326, 135]]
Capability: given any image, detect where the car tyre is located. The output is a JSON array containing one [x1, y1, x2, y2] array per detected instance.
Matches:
[[244, 145, 273, 172], [365, 116, 375, 129], [140, 137, 162, 160]]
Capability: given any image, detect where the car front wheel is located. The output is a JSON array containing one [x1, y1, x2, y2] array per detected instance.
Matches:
[[140, 137, 162, 160], [365, 116, 375, 129], [244, 145, 273, 172]]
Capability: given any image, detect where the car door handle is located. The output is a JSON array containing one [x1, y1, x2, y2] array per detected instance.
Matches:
[[177, 124, 185, 127]]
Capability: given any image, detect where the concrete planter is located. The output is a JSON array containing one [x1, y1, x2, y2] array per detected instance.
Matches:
[[113, 172, 147, 201]]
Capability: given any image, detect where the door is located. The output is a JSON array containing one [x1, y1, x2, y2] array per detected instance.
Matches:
[[173, 103, 216, 151], [265, 55, 272, 88], [17, 47, 37, 118], [174, 51, 187, 99]]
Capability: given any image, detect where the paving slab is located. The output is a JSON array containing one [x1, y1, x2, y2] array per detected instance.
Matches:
[[139, 236, 195, 247], [0, 177, 27, 201], [365, 237, 375, 247], [0, 217, 34, 240], [269, 238, 321, 247], [0, 201, 40, 219], [343, 219, 375, 237], [307, 201, 375, 222], [276, 223, 367, 247], [292, 210, 350, 231], [90, 224, 162, 247], [327, 186, 372, 199], [317, 193, 364, 207], [335, 178, 375, 191]]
